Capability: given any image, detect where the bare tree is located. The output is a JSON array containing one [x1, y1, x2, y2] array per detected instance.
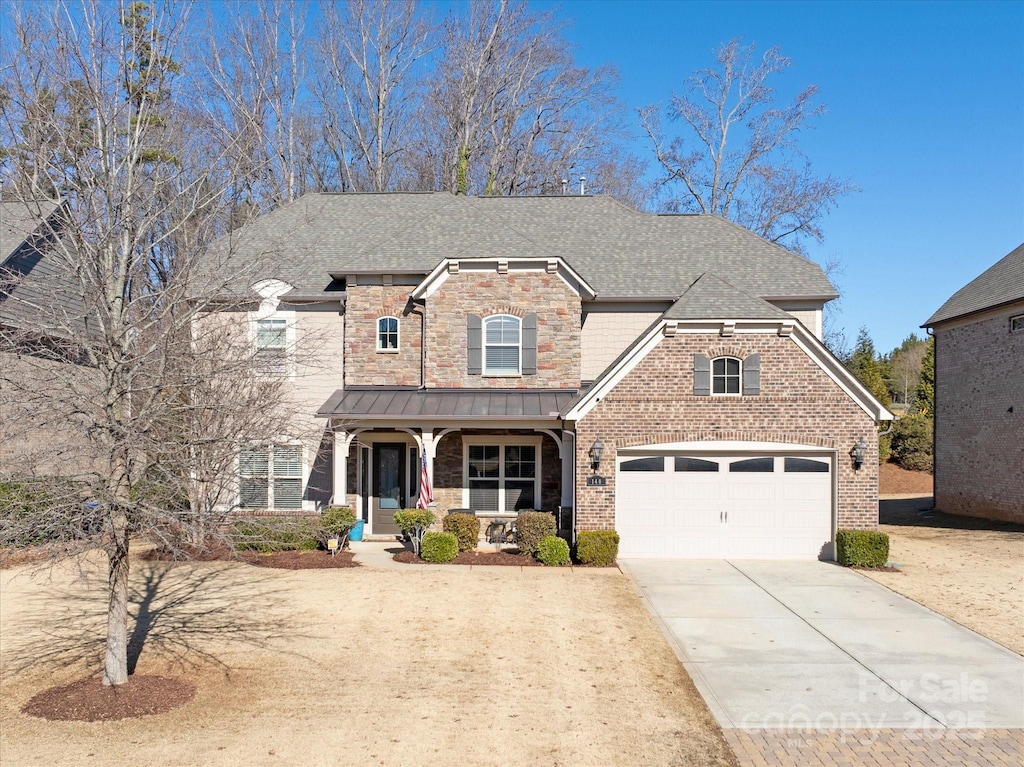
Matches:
[[640, 39, 854, 253], [0, 0, 313, 687], [314, 0, 432, 192]]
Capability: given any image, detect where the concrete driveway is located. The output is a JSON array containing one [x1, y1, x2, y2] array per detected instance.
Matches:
[[620, 559, 1024, 731]]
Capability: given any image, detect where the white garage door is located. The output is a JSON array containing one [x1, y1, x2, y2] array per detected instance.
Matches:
[[615, 452, 833, 559]]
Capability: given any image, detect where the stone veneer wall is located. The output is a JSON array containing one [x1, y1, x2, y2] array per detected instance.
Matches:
[[574, 332, 880, 532], [934, 304, 1024, 523], [345, 284, 422, 387], [425, 270, 581, 389]]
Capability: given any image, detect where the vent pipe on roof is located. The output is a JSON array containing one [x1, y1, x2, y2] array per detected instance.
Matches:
[[579, 175, 587, 195], [561, 178, 568, 195]]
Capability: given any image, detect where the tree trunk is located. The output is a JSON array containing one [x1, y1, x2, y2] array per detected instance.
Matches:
[[102, 513, 131, 686]]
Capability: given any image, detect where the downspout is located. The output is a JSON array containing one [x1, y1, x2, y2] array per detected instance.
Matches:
[[926, 326, 936, 511]]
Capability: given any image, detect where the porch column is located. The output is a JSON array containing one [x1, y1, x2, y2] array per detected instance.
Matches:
[[560, 432, 575, 508], [333, 425, 347, 507]]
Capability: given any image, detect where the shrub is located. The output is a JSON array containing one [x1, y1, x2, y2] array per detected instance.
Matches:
[[536, 535, 570, 566], [318, 506, 357, 549], [575, 530, 619, 566], [889, 414, 933, 472], [515, 511, 556, 555], [393, 508, 436, 556], [878, 432, 892, 464], [421, 531, 459, 563], [836, 529, 890, 567], [233, 517, 319, 553], [442, 513, 480, 552]]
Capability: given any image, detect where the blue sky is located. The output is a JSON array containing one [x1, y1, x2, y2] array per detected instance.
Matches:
[[537, 0, 1024, 354]]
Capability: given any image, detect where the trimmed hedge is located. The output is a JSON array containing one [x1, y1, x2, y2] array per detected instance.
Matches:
[[515, 511, 556, 555], [536, 535, 570, 566], [575, 530, 619, 566], [443, 513, 480, 552], [836, 529, 890, 567], [233, 517, 319, 553], [421, 531, 459, 563]]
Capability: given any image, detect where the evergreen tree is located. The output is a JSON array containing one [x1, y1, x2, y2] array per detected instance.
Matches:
[[847, 327, 891, 406], [915, 337, 935, 415]]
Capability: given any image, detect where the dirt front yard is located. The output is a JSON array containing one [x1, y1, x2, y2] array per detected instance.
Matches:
[[0, 552, 735, 767], [862, 496, 1024, 655]]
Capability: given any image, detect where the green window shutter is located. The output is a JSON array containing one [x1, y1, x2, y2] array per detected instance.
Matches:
[[742, 353, 761, 395], [467, 314, 482, 375], [522, 313, 537, 374], [694, 354, 711, 396]]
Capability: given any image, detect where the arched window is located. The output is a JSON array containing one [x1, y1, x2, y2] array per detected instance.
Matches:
[[377, 316, 399, 351], [712, 356, 741, 394], [484, 314, 521, 374]]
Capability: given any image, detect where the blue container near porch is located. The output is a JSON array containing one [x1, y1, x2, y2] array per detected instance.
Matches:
[[349, 519, 365, 542]]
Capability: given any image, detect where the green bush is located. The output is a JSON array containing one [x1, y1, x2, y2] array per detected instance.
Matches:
[[421, 531, 459, 563], [442, 513, 480, 552], [878, 432, 892, 464], [0, 477, 88, 546], [318, 506, 357, 549], [515, 511, 556, 555], [889, 414, 933, 472], [575, 530, 619, 566], [233, 517, 319, 553], [536, 535, 570, 566], [836, 529, 890, 567], [393, 508, 436, 556]]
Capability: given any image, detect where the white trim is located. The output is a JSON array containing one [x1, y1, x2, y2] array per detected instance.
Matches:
[[619, 441, 834, 454], [461, 435, 543, 512], [411, 257, 597, 300], [565, 319, 895, 422], [711, 355, 742, 396], [376, 315, 400, 352]]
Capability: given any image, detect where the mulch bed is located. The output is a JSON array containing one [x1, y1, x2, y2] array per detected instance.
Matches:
[[240, 549, 359, 569], [879, 462, 933, 495], [394, 549, 543, 566], [22, 675, 196, 721]]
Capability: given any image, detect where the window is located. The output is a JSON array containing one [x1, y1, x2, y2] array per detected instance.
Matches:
[[675, 457, 719, 472], [784, 457, 830, 473], [713, 357, 741, 394], [240, 445, 303, 509], [377, 316, 399, 351], [255, 318, 288, 375], [620, 457, 665, 472], [1011, 315, 1024, 333], [466, 442, 538, 512], [484, 315, 521, 375], [729, 457, 774, 473]]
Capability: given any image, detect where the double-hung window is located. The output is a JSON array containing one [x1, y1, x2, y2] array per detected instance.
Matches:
[[239, 445, 303, 510], [466, 441, 539, 512], [377, 316, 399, 351], [255, 318, 288, 375], [484, 315, 521, 375]]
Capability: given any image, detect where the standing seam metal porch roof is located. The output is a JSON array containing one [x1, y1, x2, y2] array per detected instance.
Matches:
[[317, 387, 580, 420]]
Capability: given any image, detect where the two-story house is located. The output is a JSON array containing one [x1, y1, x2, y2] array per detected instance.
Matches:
[[218, 192, 893, 560]]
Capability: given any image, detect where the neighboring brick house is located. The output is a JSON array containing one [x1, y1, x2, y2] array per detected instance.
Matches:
[[923, 243, 1024, 524], [220, 192, 893, 561]]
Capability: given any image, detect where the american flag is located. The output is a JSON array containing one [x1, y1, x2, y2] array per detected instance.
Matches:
[[418, 452, 433, 509]]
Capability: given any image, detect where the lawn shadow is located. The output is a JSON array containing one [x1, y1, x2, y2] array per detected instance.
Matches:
[[3, 559, 317, 679], [880, 496, 1024, 533]]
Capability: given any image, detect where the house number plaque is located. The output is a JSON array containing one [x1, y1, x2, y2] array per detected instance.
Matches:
[[586, 475, 607, 487]]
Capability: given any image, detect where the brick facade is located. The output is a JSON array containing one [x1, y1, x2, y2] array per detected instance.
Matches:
[[574, 332, 879, 532], [934, 303, 1024, 523], [344, 284, 422, 387], [425, 269, 582, 389]]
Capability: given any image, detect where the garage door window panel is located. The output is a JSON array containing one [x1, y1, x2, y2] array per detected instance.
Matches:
[[785, 457, 829, 473], [620, 457, 665, 472], [730, 457, 774, 472], [675, 457, 719, 472]]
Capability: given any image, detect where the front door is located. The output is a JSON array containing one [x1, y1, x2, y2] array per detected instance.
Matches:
[[372, 443, 407, 535]]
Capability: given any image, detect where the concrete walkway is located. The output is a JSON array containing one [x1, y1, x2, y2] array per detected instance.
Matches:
[[621, 559, 1024, 766]]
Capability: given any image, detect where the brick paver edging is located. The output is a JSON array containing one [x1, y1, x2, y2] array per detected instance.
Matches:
[[725, 728, 1023, 767]]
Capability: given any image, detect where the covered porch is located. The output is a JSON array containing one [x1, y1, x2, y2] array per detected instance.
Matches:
[[317, 387, 579, 538]]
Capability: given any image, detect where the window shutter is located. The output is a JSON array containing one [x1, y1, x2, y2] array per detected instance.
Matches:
[[522, 313, 538, 374], [694, 354, 711, 396], [742, 353, 761, 395], [467, 314, 482, 375]]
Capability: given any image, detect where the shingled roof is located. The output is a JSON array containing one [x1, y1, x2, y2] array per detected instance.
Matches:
[[211, 192, 837, 303], [664, 273, 794, 321], [924, 243, 1024, 326]]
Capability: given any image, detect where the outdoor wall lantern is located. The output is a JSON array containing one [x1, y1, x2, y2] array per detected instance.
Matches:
[[588, 438, 605, 471], [850, 437, 868, 470]]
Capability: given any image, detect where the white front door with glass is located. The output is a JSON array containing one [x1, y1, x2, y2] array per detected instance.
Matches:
[[465, 439, 541, 512]]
